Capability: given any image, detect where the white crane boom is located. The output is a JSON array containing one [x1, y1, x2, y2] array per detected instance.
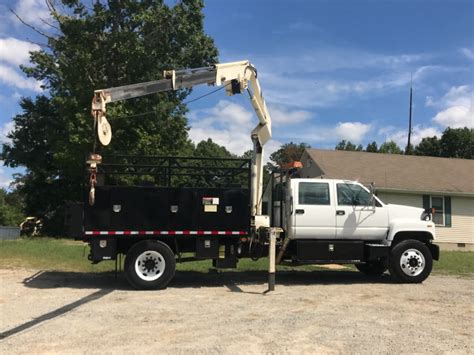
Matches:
[[90, 60, 272, 217]]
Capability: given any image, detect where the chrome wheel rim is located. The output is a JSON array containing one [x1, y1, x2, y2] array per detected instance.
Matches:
[[135, 250, 166, 281], [400, 248, 425, 277]]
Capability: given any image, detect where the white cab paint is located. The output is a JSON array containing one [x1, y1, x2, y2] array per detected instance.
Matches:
[[292, 180, 336, 239], [283, 179, 435, 242]]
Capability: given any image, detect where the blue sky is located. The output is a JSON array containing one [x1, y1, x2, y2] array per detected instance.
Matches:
[[0, 0, 473, 187]]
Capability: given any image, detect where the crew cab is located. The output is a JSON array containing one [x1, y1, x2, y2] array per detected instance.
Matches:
[[273, 178, 440, 283]]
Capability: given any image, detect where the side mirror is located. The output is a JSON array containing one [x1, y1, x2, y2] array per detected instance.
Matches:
[[369, 182, 376, 209]]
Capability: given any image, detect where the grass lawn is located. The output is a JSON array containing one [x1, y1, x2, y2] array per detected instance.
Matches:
[[0, 238, 472, 277]]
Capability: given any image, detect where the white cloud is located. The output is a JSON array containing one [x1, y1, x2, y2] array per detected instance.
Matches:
[[188, 100, 282, 162], [258, 63, 459, 109], [0, 164, 13, 189], [429, 86, 473, 128], [433, 106, 473, 128], [378, 125, 442, 148], [0, 37, 40, 66], [0, 121, 15, 145], [0, 63, 42, 92], [0, 36, 43, 92], [255, 47, 427, 75], [268, 104, 312, 124], [276, 121, 372, 145], [11, 0, 51, 29], [188, 100, 255, 156], [333, 122, 372, 143], [460, 48, 474, 60]]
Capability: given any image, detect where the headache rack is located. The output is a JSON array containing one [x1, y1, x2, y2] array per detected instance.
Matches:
[[92, 155, 251, 189]]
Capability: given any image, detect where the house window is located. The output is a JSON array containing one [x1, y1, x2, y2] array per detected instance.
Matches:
[[431, 196, 445, 226], [423, 195, 451, 227]]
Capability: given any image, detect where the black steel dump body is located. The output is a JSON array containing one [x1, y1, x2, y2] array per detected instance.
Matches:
[[84, 185, 250, 234], [68, 155, 251, 239]]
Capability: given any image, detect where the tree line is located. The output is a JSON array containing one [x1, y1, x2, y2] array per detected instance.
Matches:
[[334, 127, 473, 158]]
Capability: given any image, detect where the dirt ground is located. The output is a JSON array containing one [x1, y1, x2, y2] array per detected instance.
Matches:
[[0, 268, 473, 354]]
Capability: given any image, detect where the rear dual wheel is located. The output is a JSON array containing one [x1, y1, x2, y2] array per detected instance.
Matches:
[[124, 240, 176, 290]]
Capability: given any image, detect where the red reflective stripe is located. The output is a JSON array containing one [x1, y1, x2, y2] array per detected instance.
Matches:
[[85, 230, 246, 236]]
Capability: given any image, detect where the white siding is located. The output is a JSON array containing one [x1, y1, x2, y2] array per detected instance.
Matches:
[[378, 192, 474, 245], [437, 196, 474, 244], [378, 192, 422, 208]]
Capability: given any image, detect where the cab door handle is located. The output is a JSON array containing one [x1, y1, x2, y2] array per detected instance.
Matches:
[[336, 210, 345, 215], [295, 209, 305, 215]]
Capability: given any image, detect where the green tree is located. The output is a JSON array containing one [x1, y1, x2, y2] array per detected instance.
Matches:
[[0, 189, 24, 226], [240, 150, 253, 160], [439, 127, 473, 159], [378, 140, 403, 154], [267, 142, 310, 171], [335, 140, 362, 151], [414, 127, 473, 159], [2, 0, 218, 233], [366, 141, 378, 152], [405, 143, 414, 155], [415, 136, 441, 157], [194, 139, 234, 158]]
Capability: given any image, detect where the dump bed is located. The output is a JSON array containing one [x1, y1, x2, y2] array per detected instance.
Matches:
[[66, 155, 251, 239], [83, 185, 250, 235]]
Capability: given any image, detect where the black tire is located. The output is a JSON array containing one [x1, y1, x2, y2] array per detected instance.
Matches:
[[388, 240, 433, 283], [124, 240, 176, 290], [355, 261, 387, 276]]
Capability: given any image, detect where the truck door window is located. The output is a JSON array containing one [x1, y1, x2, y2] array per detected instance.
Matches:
[[298, 182, 330, 205], [337, 183, 371, 206]]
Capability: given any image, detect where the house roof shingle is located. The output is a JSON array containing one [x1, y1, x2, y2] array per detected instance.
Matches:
[[305, 149, 474, 194]]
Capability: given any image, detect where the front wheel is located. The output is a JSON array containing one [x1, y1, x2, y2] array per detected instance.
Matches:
[[388, 240, 433, 283], [124, 240, 176, 290]]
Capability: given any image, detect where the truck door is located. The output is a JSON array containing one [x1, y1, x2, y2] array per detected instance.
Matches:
[[335, 182, 388, 240], [293, 180, 336, 239]]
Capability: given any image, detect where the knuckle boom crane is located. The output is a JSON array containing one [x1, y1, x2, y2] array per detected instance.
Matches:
[[89, 60, 271, 218]]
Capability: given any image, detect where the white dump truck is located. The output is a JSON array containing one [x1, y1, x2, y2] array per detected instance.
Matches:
[[65, 60, 439, 289]]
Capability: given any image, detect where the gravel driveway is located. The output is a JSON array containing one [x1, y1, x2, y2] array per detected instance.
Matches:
[[0, 268, 472, 354]]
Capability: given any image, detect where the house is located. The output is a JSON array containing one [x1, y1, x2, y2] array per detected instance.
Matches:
[[297, 149, 474, 251]]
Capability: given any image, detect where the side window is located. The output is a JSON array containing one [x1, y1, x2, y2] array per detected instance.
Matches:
[[337, 183, 371, 206], [298, 182, 330, 205]]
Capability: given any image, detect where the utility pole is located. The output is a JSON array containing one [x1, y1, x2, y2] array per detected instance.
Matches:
[[406, 75, 413, 154]]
